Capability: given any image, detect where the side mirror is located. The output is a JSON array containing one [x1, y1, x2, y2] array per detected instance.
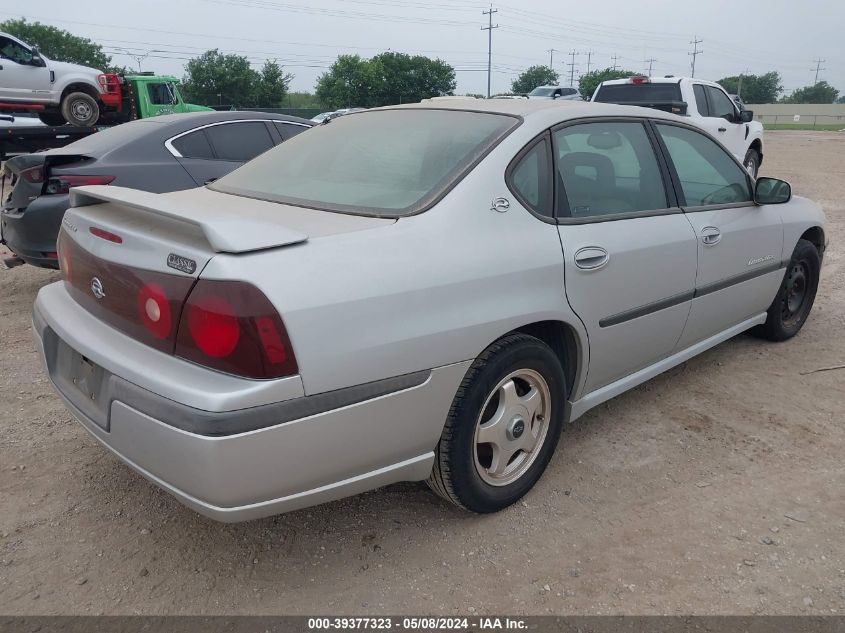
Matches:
[[755, 177, 791, 205], [739, 109, 754, 123]]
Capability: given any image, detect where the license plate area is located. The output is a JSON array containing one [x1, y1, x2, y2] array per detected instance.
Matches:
[[47, 331, 113, 431]]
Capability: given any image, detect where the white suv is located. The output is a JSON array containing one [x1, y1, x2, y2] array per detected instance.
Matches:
[[592, 76, 764, 177]]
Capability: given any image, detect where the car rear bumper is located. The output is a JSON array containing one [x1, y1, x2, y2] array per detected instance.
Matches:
[[1, 194, 70, 269], [33, 282, 468, 522]]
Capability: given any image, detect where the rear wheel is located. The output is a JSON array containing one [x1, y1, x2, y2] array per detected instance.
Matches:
[[754, 239, 820, 341], [744, 148, 761, 179], [60, 92, 100, 127], [37, 111, 67, 126], [427, 333, 565, 513]]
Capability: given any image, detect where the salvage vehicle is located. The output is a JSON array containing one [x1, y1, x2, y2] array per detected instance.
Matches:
[[591, 76, 764, 177], [527, 85, 583, 101], [0, 31, 209, 126], [33, 99, 825, 521], [2, 111, 312, 268]]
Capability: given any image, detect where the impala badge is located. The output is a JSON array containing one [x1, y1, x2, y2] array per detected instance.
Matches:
[[90, 277, 105, 299], [167, 253, 197, 274], [747, 254, 774, 267]]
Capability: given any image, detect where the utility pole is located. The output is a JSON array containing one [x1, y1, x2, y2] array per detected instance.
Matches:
[[566, 50, 578, 87], [481, 5, 499, 98], [644, 57, 657, 77], [610, 54, 620, 71], [736, 68, 749, 98], [811, 58, 826, 84], [547, 48, 558, 69], [688, 36, 703, 78], [584, 51, 594, 75]]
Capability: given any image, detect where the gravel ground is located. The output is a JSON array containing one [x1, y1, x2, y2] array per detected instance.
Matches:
[[1, 131, 844, 615]]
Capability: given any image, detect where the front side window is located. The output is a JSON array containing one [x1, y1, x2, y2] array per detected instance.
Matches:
[[147, 82, 177, 105], [0, 37, 31, 64], [509, 138, 552, 217], [212, 109, 518, 216], [705, 86, 737, 121], [553, 121, 668, 219], [656, 124, 751, 207]]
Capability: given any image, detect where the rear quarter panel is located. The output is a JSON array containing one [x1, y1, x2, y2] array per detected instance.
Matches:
[[199, 129, 590, 397]]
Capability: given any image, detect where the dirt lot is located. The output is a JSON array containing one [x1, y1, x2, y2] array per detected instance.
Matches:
[[1, 131, 844, 616]]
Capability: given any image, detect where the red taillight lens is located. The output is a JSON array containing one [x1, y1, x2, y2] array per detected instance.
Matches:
[[89, 226, 123, 243], [20, 166, 45, 184], [138, 283, 173, 340], [176, 280, 298, 379], [45, 175, 115, 196], [631, 75, 649, 84]]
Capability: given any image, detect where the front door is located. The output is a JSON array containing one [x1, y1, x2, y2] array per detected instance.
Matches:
[[552, 120, 699, 393], [0, 36, 52, 102], [653, 122, 783, 349]]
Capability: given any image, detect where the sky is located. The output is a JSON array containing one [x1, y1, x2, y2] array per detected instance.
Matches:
[[2, 0, 842, 99]]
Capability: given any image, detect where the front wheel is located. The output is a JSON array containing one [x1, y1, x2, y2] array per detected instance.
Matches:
[[427, 333, 566, 513], [744, 148, 761, 179], [753, 239, 820, 341], [60, 92, 100, 127]]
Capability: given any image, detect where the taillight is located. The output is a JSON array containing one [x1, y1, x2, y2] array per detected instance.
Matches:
[[20, 166, 45, 184], [631, 75, 650, 84], [57, 231, 72, 281], [89, 226, 123, 243], [138, 283, 173, 340], [45, 175, 115, 196], [175, 280, 298, 379]]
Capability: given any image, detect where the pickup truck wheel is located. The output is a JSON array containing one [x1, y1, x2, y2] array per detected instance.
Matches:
[[753, 239, 820, 341], [37, 111, 67, 126], [60, 92, 100, 127], [744, 148, 760, 179], [427, 333, 565, 513]]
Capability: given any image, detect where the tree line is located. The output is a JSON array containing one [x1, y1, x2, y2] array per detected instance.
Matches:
[[2, 18, 841, 108]]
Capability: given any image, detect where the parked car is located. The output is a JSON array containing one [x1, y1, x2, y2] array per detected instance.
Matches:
[[310, 107, 366, 123], [1, 111, 312, 268], [527, 85, 582, 100], [33, 99, 825, 521], [591, 76, 764, 177]]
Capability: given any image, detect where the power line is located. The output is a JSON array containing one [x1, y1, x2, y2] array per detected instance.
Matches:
[[566, 50, 578, 87], [481, 5, 499, 98], [811, 58, 826, 84], [689, 36, 703, 78]]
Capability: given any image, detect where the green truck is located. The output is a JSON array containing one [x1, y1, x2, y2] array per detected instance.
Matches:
[[97, 72, 213, 123]]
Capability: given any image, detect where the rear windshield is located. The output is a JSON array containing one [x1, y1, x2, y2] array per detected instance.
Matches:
[[594, 83, 682, 103], [210, 109, 518, 217], [529, 87, 556, 97]]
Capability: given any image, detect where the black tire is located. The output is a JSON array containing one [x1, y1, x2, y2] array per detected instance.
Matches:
[[60, 92, 100, 127], [744, 148, 761, 179], [427, 333, 566, 513], [754, 239, 820, 341], [37, 111, 67, 126]]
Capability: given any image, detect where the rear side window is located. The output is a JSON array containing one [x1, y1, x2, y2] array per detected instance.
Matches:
[[656, 124, 751, 207], [205, 121, 274, 162], [593, 83, 681, 103], [171, 130, 214, 159], [273, 121, 309, 140], [705, 86, 737, 120], [553, 121, 668, 219], [509, 138, 552, 217], [692, 84, 709, 116]]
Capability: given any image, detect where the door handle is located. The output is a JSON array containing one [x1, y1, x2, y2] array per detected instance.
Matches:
[[718, 127, 727, 132], [700, 226, 722, 246], [574, 246, 609, 270]]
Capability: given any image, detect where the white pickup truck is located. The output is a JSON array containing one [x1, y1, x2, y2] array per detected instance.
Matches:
[[0, 31, 105, 126], [592, 76, 764, 177]]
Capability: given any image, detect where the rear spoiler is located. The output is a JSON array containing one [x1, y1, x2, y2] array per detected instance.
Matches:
[[606, 100, 688, 116], [70, 185, 308, 253]]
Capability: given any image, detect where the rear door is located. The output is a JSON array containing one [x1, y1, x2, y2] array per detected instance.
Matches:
[[653, 122, 783, 348], [552, 119, 698, 393], [166, 120, 276, 185]]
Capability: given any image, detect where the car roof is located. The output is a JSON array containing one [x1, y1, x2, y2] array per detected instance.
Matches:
[[383, 98, 680, 123], [598, 76, 720, 88], [147, 110, 313, 127]]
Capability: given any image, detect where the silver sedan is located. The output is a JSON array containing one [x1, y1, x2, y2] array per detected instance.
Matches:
[[33, 99, 826, 521]]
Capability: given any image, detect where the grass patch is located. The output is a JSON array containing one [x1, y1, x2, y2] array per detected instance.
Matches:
[[763, 123, 844, 131]]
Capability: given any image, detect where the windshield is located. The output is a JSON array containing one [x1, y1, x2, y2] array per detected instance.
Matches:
[[211, 109, 518, 217], [593, 83, 682, 103], [529, 87, 556, 97]]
